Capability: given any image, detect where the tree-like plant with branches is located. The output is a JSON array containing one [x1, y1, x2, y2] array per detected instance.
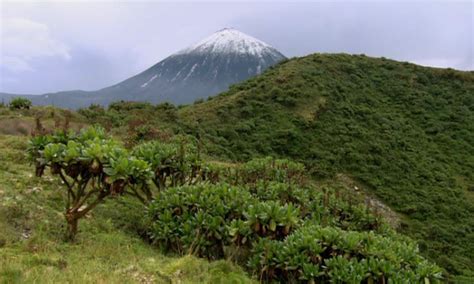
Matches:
[[27, 126, 152, 240]]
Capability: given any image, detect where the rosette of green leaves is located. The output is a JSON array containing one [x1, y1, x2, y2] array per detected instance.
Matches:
[[41, 143, 66, 173], [104, 156, 152, 186], [243, 201, 300, 239], [81, 138, 122, 174], [27, 135, 52, 163], [133, 138, 201, 189], [27, 135, 54, 177], [77, 125, 107, 143]]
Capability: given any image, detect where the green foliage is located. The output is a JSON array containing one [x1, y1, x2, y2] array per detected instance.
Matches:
[[27, 126, 153, 239], [248, 225, 443, 283], [77, 104, 105, 121], [0, 135, 253, 283], [149, 184, 253, 259], [239, 157, 306, 184], [16, 53, 474, 280], [148, 176, 441, 282], [132, 136, 201, 190], [175, 54, 474, 277], [109, 100, 154, 112], [9, 97, 32, 110]]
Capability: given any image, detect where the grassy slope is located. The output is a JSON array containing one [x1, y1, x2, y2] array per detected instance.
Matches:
[[177, 54, 474, 278], [0, 134, 253, 283]]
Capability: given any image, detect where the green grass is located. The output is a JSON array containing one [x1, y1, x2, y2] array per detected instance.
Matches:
[[0, 135, 253, 283]]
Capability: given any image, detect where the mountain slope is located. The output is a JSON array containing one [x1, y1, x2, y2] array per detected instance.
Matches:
[[1, 28, 285, 108], [177, 54, 474, 279]]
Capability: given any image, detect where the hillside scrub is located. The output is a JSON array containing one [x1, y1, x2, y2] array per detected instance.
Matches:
[[8, 53, 474, 280], [0, 135, 253, 283], [23, 128, 443, 282], [26, 127, 212, 240], [147, 161, 443, 283], [173, 54, 474, 279], [88, 54, 474, 279]]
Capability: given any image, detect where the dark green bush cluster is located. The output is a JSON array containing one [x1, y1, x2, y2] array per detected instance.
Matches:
[[148, 158, 442, 282], [26, 126, 212, 240], [249, 225, 442, 283], [239, 157, 305, 185], [9, 97, 32, 110], [149, 184, 252, 258], [77, 104, 105, 121]]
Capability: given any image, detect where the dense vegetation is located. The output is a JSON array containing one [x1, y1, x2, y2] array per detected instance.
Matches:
[[2, 53, 473, 282], [0, 134, 251, 283], [23, 126, 442, 282], [75, 54, 474, 280], [176, 54, 474, 279]]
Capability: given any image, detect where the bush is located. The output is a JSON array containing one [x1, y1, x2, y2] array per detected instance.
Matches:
[[148, 184, 253, 259], [27, 126, 153, 240], [248, 225, 443, 283], [77, 104, 105, 120], [239, 157, 306, 185], [132, 136, 202, 190], [108, 101, 153, 112], [145, 155, 442, 282], [148, 181, 442, 282], [9, 97, 32, 110]]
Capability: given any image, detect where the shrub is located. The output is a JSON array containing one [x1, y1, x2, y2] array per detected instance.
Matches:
[[77, 104, 105, 120], [9, 97, 32, 110], [148, 184, 253, 259], [239, 157, 306, 185], [108, 101, 153, 112], [27, 126, 153, 240], [148, 181, 442, 282], [248, 225, 443, 283], [132, 136, 201, 190]]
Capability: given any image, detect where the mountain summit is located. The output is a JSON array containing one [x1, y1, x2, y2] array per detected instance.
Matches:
[[98, 28, 286, 105], [1, 28, 286, 108], [179, 28, 282, 57]]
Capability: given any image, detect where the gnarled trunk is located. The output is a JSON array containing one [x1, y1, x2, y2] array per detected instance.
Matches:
[[65, 212, 78, 241]]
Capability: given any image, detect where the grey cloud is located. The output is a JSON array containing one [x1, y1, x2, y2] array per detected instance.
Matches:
[[1, 1, 472, 94]]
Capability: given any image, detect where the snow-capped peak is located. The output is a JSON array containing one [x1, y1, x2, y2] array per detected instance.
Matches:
[[178, 28, 276, 56]]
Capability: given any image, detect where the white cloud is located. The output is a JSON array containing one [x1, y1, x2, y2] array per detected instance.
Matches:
[[0, 17, 71, 73]]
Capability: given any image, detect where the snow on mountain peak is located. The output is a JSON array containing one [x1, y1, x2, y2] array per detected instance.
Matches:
[[179, 28, 276, 56]]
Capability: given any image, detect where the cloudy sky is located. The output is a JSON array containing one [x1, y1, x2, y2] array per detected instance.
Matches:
[[1, 0, 472, 94]]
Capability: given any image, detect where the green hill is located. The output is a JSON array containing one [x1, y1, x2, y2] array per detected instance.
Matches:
[[2, 53, 473, 281], [174, 54, 474, 278]]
